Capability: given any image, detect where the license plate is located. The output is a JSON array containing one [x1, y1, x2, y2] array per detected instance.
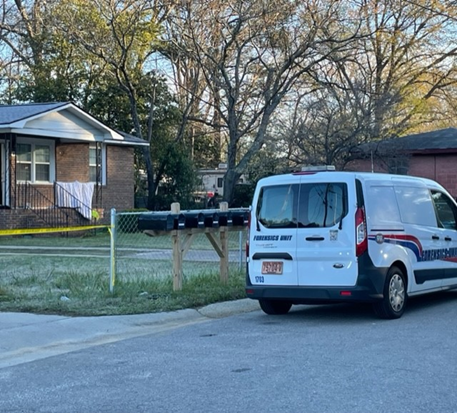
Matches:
[[261, 261, 283, 275]]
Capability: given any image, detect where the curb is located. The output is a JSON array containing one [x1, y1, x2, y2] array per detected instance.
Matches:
[[198, 298, 260, 318], [0, 299, 260, 368]]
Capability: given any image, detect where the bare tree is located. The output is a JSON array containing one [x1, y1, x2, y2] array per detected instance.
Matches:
[[357, 0, 457, 137], [165, 0, 360, 203], [0, 0, 110, 103], [275, 0, 457, 169], [0, 0, 56, 99], [272, 84, 367, 170], [54, 0, 181, 209], [0, 0, 50, 68], [162, 18, 218, 167]]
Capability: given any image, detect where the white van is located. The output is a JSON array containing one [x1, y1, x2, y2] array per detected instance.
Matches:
[[246, 169, 457, 319]]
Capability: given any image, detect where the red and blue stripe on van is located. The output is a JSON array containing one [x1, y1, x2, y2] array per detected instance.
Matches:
[[368, 233, 457, 263]]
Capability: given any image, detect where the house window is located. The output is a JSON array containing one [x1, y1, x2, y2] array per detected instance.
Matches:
[[89, 144, 98, 182], [217, 177, 223, 188], [89, 143, 105, 184], [16, 143, 51, 182]]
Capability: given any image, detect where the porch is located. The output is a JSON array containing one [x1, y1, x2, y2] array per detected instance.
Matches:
[[0, 182, 103, 230]]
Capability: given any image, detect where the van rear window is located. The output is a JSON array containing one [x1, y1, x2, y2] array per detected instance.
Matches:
[[298, 183, 347, 228], [256, 182, 347, 229], [257, 184, 298, 228]]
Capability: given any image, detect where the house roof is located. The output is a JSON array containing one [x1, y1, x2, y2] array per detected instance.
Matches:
[[353, 127, 457, 158], [115, 131, 150, 146], [388, 128, 457, 151], [0, 102, 149, 147], [0, 102, 68, 125]]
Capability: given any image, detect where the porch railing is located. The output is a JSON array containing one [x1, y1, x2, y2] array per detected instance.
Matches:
[[15, 182, 90, 228], [54, 182, 94, 221]]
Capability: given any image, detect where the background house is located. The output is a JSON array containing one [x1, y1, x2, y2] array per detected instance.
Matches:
[[196, 163, 250, 207], [347, 128, 457, 198], [0, 102, 148, 229], [196, 163, 230, 198]]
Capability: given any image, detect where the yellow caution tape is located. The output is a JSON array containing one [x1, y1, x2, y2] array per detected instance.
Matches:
[[0, 225, 110, 236]]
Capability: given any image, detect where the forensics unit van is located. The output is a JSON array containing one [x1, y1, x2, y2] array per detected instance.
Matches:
[[245, 168, 457, 319]]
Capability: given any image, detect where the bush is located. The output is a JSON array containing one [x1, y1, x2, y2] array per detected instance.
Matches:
[[230, 184, 255, 208]]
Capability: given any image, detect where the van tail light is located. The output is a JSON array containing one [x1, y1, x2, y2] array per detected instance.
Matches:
[[355, 207, 367, 257], [246, 211, 251, 258]]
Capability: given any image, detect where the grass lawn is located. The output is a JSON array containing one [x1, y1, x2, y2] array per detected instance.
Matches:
[[0, 228, 247, 250], [0, 232, 247, 316]]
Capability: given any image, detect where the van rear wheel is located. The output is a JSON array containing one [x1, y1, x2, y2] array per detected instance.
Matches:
[[259, 299, 292, 315], [373, 266, 407, 319]]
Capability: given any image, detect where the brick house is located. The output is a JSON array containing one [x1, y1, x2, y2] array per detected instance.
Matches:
[[346, 128, 457, 198], [0, 102, 148, 229]]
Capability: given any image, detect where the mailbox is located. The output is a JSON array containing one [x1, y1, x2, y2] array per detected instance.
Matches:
[[138, 212, 179, 231], [138, 208, 249, 231], [182, 210, 206, 228], [230, 209, 249, 226]]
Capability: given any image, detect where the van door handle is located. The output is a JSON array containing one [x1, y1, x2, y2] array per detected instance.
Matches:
[[445, 237, 452, 242], [306, 236, 325, 241], [432, 235, 440, 240]]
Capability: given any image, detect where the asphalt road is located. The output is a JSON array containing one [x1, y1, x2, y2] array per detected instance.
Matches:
[[1, 292, 457, 413]]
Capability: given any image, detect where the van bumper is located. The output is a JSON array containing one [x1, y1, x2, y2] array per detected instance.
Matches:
[[245, 253, 388, 304], [245, 285, 383, 304]]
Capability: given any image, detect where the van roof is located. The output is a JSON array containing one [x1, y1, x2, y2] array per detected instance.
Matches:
[[258, 170, 444, 190]]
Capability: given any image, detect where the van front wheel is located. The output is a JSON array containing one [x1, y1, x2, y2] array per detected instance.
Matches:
[[259, 299, 292, 315], [373, 266, 407, 319]]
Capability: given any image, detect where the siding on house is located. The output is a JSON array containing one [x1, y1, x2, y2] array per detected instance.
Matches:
[[104, 146, 135, 213], [347, 128, 457, 199], [1, 144, 135, 229], [347, 153, 457, 199], [414, 154, 457, 197], [56, 143, 89, 182], [27, 111, 101, 140], [0, 209, 25, 230], [57, 143, 135, 218]]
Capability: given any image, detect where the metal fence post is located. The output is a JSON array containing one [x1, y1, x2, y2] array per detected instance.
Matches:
[[109, 208, 116, 293], [239, 230, 243, 271]]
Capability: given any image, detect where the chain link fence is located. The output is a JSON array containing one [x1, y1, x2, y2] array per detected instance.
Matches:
[[112, 209, 247, 290], [0, 209, 247, 294]]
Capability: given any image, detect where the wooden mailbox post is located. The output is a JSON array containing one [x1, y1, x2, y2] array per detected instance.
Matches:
[[141, 203, 248, 291]]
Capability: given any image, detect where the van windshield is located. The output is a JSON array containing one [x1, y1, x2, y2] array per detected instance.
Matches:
[[256, 182, 347, 229]]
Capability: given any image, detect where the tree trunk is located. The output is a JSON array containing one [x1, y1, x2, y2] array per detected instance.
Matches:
[[223, 168, 241, 206], [141, 146, 156, 210]]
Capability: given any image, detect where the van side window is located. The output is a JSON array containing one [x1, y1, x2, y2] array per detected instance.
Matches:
[[394, 187, 437, 227], [257, 184, 298, 228], [431, 191, 457, 230], [298, 183, 347, 228], [365, 186, 401, 227]]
